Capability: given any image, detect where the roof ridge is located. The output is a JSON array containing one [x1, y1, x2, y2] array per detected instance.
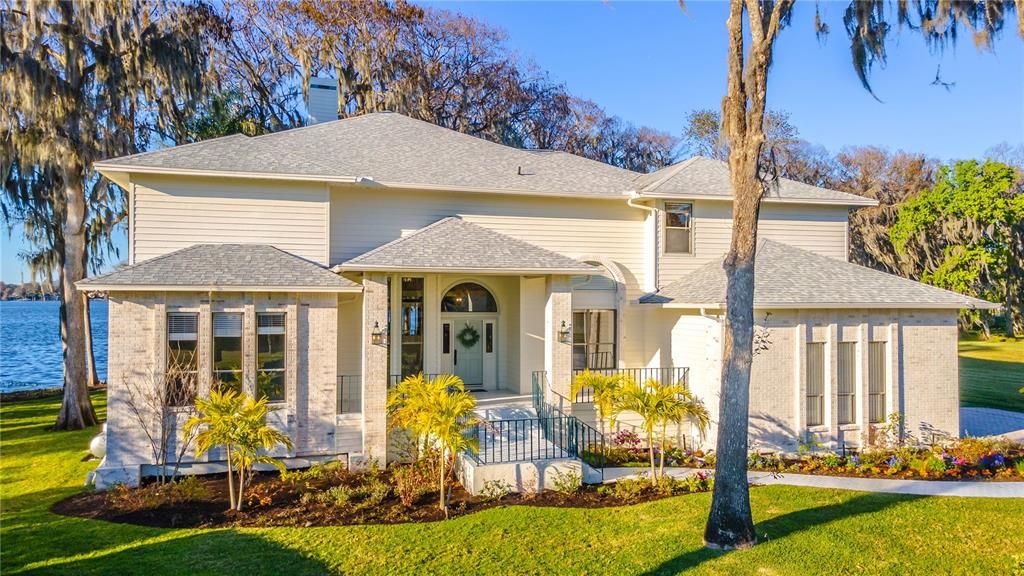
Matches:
[[95, 134, 249, 165], [635, 156, 700, 192]]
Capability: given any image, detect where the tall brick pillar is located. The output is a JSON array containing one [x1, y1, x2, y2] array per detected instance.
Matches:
[[360, 274, 389, 465], [544, 275, 573, 410]]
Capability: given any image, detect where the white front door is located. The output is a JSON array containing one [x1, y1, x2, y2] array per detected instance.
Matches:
[[442, 316, 497, 389]]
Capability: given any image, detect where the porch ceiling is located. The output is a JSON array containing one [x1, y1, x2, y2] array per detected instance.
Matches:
[[333, 216, 601, 276]]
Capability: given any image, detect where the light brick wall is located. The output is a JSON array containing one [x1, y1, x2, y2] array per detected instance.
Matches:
[[899, 310, 959, 442], [544, 275, 573, 407], [681, 307, 961, 454], [97, 290, 340, 487], [360, 274, 389, 463]]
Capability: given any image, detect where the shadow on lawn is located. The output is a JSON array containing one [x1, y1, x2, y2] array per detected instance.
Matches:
[[640, 491, 923, 575], [14, 529, 332, 576]]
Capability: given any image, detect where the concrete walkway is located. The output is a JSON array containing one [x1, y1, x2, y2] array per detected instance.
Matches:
[[960, 407, 1024, 441], [602, 467, 1024, 498]]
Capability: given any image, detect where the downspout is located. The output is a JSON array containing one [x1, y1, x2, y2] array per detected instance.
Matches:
[[626, 191, 658, 292]]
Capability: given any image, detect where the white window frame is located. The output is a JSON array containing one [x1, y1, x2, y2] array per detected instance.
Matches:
[[664, 202, 694, 255], [256, 312, 286, 403], [212, 312, 244, 392], [166, 312, 199, 406]]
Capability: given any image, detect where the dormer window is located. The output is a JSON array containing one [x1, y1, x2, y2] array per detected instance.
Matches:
[[665, 202, 693, 254]]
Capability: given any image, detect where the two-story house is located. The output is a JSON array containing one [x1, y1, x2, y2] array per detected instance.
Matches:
[[81, 109, 994, 488]]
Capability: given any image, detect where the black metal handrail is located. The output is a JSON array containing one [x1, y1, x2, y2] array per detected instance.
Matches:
[[571, 367, 689, 403], [525, 370, 606, 471]]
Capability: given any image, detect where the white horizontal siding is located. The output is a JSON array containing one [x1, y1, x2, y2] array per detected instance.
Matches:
[[330, 187, 648, 294], [131, 175, 329, 265], [658, 200, 849, 288]]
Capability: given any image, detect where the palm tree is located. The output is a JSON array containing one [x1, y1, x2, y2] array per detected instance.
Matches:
[[657, 385, 710, 480], [186, 389, 293, 511], [612, 377, 709, 485], [571, 370, 623, 440], [388, 373, 478, 514]]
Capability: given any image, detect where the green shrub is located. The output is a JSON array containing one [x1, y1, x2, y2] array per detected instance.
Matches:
[[551, 468, 582, 496], [821, 453, 843, 469], [360, 477, 391, 508], [325, 485, 355, 507], [480, 479, 513, 501], [926, 455, 948, 474], [1014, 459, 1024, 476], [171, 475, 209, 502], [607, 475, 650, 500]]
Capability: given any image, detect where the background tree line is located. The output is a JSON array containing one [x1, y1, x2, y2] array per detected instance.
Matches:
[[681, 108, 1024, 337], [2, 0, 1020, 430]]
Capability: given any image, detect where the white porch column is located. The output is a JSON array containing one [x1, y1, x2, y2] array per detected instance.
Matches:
[[544, 275, 573, 409], [360, 274, 389, 464]]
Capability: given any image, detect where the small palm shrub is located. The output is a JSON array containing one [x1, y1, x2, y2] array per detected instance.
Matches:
[[185, 389, 294, 511], [388, 373, 479, 514]]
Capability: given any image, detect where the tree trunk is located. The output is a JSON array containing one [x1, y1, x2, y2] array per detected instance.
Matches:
[[648, 427, 657, 485], [226, 445, 236, 510], [439, 447, 447, 512], [236, 465, 246, 511], [705, 0, 791, 550], [54, 171, 98, 430]]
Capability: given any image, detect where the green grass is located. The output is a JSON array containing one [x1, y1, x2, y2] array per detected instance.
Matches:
[[959, 334, 1024, 412], [3, 395, 1024, 575]]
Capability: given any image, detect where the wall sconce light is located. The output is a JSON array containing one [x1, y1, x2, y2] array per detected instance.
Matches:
[[371, 321, 387, 346], [558, 320, 572, 344]]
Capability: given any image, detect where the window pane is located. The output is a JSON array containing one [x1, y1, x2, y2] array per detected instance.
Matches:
[[869, 341, 886, 423], [572, 312, 586, 344], [167, 313, 197, 406], [213, 312, 243, 394], [401, 278, 424, 378], [837, 342, 855, 425], [485, 323, 493, 354], [441, 282, 496, 312], [257, 371, 285, 403], [806, 342, 825, 426], [258, 332, 285, 370], [665, 229, 692, 254], [257, 313, 285, 403], [665, 203, 692, 228], [573, 310, 617, 371]]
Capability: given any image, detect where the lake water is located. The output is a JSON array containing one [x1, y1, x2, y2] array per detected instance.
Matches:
[[0, 300, 108, 391]]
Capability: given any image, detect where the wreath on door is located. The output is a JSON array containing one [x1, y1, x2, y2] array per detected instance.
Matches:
[[456, 323, 480, 348]]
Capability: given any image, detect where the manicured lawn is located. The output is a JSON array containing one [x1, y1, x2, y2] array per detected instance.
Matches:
[[960, 334, 1024, 412], [3, 395, 1024, 575]]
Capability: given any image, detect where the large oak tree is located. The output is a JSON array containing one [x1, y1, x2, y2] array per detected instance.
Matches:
[[703, 0, 1021, 550], [1, 0, 221, 429]]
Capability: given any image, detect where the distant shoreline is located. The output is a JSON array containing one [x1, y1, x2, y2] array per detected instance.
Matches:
[[0, 384, 106, 403]]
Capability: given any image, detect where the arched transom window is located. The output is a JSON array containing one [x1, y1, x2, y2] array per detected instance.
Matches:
[[441, 282, 497, 313]]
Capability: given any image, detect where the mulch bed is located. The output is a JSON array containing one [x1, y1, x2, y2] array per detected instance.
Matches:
[[52, 470, 676, 529]]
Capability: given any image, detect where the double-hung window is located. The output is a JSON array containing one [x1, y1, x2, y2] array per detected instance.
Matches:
[[664, 202, 693, 254], [837, 342, 856, 425], [257, 313, 286, 403], [868, 342, 887, 423], [166, 313, 198, 406], [806, 342, 825, 427], [213, 312, 243, 394], [572, 310, 616, 371]]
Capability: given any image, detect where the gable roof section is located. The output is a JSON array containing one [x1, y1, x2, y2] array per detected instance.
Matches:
[[78, 244, 360, 292], [640, 239, 997, 310], [634, 156, 876, 206], [95, 112, 638, 198], [336, 217, 600, 275]]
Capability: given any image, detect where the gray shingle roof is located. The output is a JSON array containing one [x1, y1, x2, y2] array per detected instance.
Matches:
[[96, 112, 639, 197], [633, 156, 876, 206], [337, 217, 599, 274], [640, 239, 998, 309], [78, 244, 360, 292]]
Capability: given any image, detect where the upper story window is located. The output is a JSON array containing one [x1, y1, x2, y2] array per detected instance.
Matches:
[[257, 313, 286, 403], [167, 313, 198, 406], [213, 312, 243, 394], [664, 202, 693, 254]]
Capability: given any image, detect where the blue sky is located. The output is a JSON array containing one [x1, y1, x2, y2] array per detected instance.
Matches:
[[2, 1, 1021, 283]]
